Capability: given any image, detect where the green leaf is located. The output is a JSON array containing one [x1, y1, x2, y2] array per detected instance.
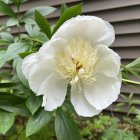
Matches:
[[0, 32, 14, 42], [0, 50, 6, 67], [0, 110, 15, 134], [22, 18, 36, 24], [0, 1, 16, 17], [0, 82, 16, 88], [60, 4, 68, 15], [26, 110, 52, 137], [0, 0, 11, 4], [15, 57, 29, 87], [26, 93, 42, 115], [52, 3, 82, 34], [126, 57, 140, 68], [55, 109, 81, 140], [0, 39, 10, 46], [0, 92, 25, 105], [0, 104, 29, 116], [25, 23, 40, 37], [23, 6, 56, 19], [0, 42, 30, 67], [6, 18, 19, 27], [35, 10, 51, 39], [19, 51, 35, 58]]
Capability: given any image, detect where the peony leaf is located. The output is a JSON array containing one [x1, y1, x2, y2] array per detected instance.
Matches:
[[0, 39, 10, 46], [15, 57, 29, 87], [0, 92, 25, 105], [126, 57, 140, 68], [52, 3, 82, 34], [0, 1, 16, 17], [0, 82, 16, 88], [60, 4, 68, 15], [0, 42, 30, 68], [26, 110, 52, 137], [23, 6, 56, 19], [25, 23, 40, 37], [26, 93, 42, 115], [0, 32, 14, 42], [0, 110, 15, 134], [6, 18, 19, 27], [0, 104, 29, 116], [55, 108, 81, 140], [35, 10, 51, 39]]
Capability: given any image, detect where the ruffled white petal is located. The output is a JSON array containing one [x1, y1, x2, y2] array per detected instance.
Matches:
[[52, 15, 115, 46], [21, 53, 37, 79], [28, 60, 53, 95], [84, 74, 121, 110], [71, 85, 101, 117], [40, 73, 67, 111], [38, 38, 67, 63], [96, 44, 121, 78], [97, 21, 115, 46], [22, 38, 67, 95]]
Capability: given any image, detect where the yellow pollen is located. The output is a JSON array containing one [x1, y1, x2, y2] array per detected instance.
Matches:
[[54, 38, 98, 85]]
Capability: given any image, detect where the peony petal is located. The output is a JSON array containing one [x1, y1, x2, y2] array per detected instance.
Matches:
[[23, 38, 67, 95], [52, 15, 115, 46], [28, 59, 53, 95], [71, 85, 101, 117], [96, 44, 121, 78], [97, 21, 115, 46], [84, 74, 121, 110], [21, 53, 37, 79], [37, 38, 67, 63], [40, 73, 67, 111]]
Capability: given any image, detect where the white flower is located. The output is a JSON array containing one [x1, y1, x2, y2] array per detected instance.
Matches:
[[22, 16, 122, 117]]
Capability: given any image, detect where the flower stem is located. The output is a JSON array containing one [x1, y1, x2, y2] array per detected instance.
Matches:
[[122, 78, 140, 85]]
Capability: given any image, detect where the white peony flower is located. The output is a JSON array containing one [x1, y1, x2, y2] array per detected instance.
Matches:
[[22, 16, 122, 117]]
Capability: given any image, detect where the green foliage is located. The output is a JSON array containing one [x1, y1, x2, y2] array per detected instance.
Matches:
[[102, 128, 138, 140], [55, 108, 81, 140], [0, 32, 14, 42], [14, 57, 29, 87], [0, 1, 16, 17], [6, 18, 19, 27], [22, 6, 56, 24], [35, 11, 51, 39], [0, 42, 30, 68], [26, 93, 42, 115], [60, 3, 68, 15], [26, 110, 52, 137], [52, 3, 82, 34], [0, 92, 25, 105], [0, 110, 15, 134]]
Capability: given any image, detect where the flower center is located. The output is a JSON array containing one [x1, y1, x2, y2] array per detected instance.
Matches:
[[54, 38, 98, 86]]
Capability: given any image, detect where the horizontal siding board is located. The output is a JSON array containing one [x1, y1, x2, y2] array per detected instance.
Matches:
[[82, 0, 140, 12], [87, 5, 140, 22], [112, 34, 140, 47], [112, 47, 140, 59], [112, 20, 140, 34], [1, 0, 140, 17]]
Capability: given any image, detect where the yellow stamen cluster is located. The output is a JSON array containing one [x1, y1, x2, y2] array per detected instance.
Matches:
[[54, 38, 98, 86]]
